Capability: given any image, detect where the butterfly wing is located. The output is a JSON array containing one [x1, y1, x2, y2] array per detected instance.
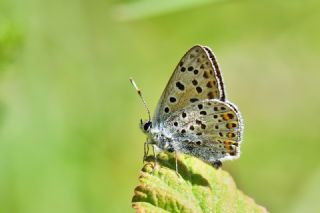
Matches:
[[153, 45, 226, 125], [163, 99, 243, 163]]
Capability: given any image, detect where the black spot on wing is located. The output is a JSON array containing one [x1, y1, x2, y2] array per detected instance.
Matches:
[[176, 82, 185, 91]]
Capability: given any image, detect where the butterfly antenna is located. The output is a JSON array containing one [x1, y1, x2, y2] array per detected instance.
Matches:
[[129, 78, 151, 121]]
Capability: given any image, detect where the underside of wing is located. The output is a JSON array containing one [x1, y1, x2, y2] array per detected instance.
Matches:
[[153, 45, 225, 125], [163, 99, 243, 163]]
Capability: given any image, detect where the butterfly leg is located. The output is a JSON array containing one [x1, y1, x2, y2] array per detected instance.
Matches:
[[174, 151, 179, 175], [143, 141, 150, 163], [212, 160, 222, 169], [151, 144, 157, 173]]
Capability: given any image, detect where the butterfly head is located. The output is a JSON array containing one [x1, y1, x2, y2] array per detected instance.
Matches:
[[140, 119, 152, 133]]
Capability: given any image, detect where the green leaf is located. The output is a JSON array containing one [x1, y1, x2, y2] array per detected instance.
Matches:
[[132, 152, 268, 213]]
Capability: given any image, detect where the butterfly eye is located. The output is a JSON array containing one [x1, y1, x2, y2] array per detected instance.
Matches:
[[143, 121, 152, 131]]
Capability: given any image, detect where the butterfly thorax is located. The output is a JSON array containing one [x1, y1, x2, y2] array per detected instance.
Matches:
[[145, 127, 174, 152], [140, 120, 174, 151]]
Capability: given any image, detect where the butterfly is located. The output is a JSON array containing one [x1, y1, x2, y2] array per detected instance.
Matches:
[[130, 45, 243, 171]]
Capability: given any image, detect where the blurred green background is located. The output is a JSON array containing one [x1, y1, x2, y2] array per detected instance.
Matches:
[[1, 0, 320, 212]]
